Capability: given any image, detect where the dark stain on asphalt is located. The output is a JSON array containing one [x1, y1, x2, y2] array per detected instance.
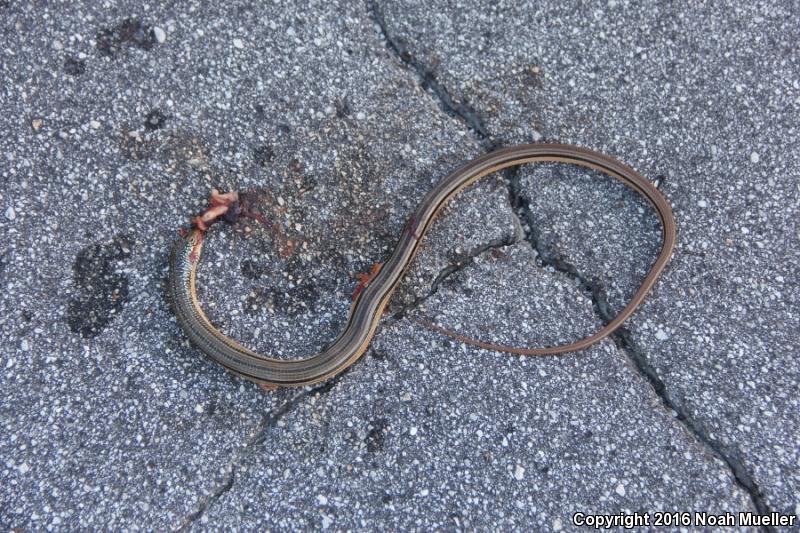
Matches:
[[366, 418, 389, 453], [253, 144, 275, 167], [67, 235, 133, 338], [144, 109, 168, 131], [64, 57, 86, 76], [240, 258, 267, 280], [96, 18, 156, 57]]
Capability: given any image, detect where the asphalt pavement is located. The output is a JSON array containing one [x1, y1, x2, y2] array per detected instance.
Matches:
[[1, 1, 798, 531]]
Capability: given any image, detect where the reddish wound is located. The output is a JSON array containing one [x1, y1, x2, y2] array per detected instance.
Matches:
[[188, 231, 204, 263], [191, 189, 240, 230], [209, 189, 238, 207], [352, 262, 383, 301]]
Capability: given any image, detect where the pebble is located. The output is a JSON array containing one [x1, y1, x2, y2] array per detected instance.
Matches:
[[31, 119, 43, 131], [514, 465, 525, 480], [750, 151, 760, 163], [153, 27, 166, 44], [317, 495, 327, 505], [21, 339, 29, 351], [553, 518, 563, 531], [5, 206, 16, 220], [615, 483, 626, 496], [697, 199, 707, 208], [409, 427, 418, 436], [233, 38, 244, 49], [194, 404, 204, 414], [356, 111, 366, 120], [655, 329, 668, 341], [90, 120, 101, 129]]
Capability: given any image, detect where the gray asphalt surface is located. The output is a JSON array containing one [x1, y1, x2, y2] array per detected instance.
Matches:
[[1, 1, 798, 531]]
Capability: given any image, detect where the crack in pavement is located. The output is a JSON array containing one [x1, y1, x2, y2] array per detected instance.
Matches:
[[387, 233, 520, 325], [505, 166, 774, 530], [174, 6, 504, 523], [368, 1, 773, 528], [612, 330, 774, 529], [180, 3, 773, 528], [368, 0, 494, 146], [173, 379, 339, 532]]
